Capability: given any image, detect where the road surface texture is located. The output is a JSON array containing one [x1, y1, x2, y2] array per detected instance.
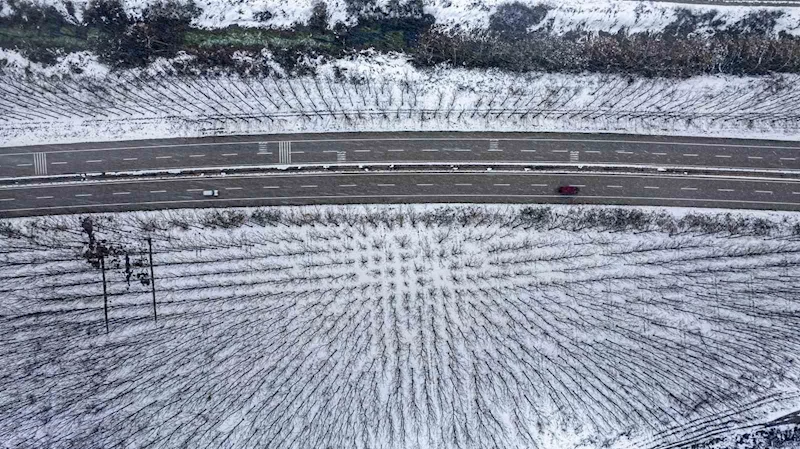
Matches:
[[2, 132, 799, 177], [0, 132, 798, 217]]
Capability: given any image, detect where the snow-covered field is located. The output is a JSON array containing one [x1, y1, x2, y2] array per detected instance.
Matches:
[[13, 0, 800, 35], [2, 53, 799, 146], [1, 204, 799, 448]]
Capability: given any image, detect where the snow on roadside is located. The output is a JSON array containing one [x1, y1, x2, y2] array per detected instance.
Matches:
[[1, 52, 799, 146], [1, 204, 799, 449]]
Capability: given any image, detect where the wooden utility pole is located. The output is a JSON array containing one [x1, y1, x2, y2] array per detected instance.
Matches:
[[148, 237, 157, 323], [101, 256, 108, 334]]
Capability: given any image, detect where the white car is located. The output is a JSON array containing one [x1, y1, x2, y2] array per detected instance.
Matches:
[[202, 190, 219, 197]]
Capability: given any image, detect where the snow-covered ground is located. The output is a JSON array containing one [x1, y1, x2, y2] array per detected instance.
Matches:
[[14, 0, 800, 35], [1, 204, 799, 449], [1, 52, 799, 146]]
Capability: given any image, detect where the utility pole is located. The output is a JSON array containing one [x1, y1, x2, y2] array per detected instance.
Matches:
[[101, 256, 108, 334], [148, 237, 157, 323]]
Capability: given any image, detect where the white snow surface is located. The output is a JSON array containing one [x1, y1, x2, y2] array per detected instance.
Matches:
[[9, 0, 800, 35], [1, 52, 799, 146], [1, 204, 799, 449]]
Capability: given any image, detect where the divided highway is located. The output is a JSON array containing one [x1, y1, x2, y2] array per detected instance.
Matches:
[[1, 132, 799, 217]]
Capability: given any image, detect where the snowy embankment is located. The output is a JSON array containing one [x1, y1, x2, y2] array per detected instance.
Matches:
[[1, 204, 799, 449], [23, 0, 800, 35], [2, 53, 800, 146]]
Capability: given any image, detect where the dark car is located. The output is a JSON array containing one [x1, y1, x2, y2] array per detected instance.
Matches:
[[558, 185, 580, 195]]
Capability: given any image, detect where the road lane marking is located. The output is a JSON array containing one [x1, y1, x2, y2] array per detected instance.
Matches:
[[616, 151, 633, 154], [51, 161, 67, 165], [262, 186, 280, 189], [520, 150, 536, 153], [323, 150, 338, 153], [16, 163, 32, 167], [301, 185, 318, 188], [715, 155, 731, 158], [86, 160, 103, 163], [149, 190, 167, 194], [338, 184, 356, 187], [421, 149, 438, 152], [682, 153, 698, 157], [186, 189, 203, 192], [225, 187, 243, 190], [222, 153, 239, 156], [644, 186, 660, 189], [75, 193, 93, 197], [452, 149, 471, 152], [189, 154, 205, 158], [755, 190, 773, 194], [156, 156, 172, 159], [652, 153, 667, 156], [123, 157, 138, 161], [388, 149, 405, 152], [36, 196, 54, 199], [681, 187, 698, 191], [354, 149, 371, 153], [33, 152, 47, 175], [416, 183, 434, 186], [113, 191, 130, 195], [747, 156, 763, 160], [607, 185, 623, 188], [455, 183, 472, 186], [585, 150, 601, 154], [780, 157, 797, 161], [377, 183, 395, 187], [531, 184, 548, 187], [279, 141, 292, 163], [493, 183, 510, 186], [551, 150, 568, 153], [717, 189, 735, 192], [0, 198, 15, 201]]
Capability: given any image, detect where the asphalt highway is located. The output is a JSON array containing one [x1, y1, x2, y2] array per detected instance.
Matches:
[[1, 132, 798, 178], [1, 132, 798, 217], [2, 171, 800, 217]]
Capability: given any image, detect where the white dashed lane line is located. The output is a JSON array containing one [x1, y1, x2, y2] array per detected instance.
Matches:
[[225, 187, 243, 191], [0, 198, 15, 202], [644, 186, 660, 190], [531, 184, 548, 187], [520, 150, 536, 153], [74, 193, 93, 197], [718, 189, 735, 192], [681, 187, 698, 191], [149, 190, 167, 194], [301, 185, 318, 188], [123, 157, 138, 161], [780, 157, 797, 161], [186, 189, 203, 192], [16, 163, 32, 167], [421, 149, 439, 152], [682, 154, 698, 157], [112, 192, 130, 195], [715, 155, 731, 158], [755, 190, 773, 194], [155, 156, 172, 159], [607, 185, 623, 188], [585, 150, 601, 154], [338, 184, 357, 187], [747, 156, 763, 160], [354, 150, 371, 153], [455, 183, 472, 186], [189, 154, 205, 158], [616, 151, 633, 154], [36, 196, 54, 199], [377, 183, 395, 187], [493, 183, 510, 187], [50, 161, 67, 165], [86, 160, 103, 163], [651, 153, 667, 156], [551, 150, 568, 153], [222, 153, 239, 156], [416, 183, 434, 186], [262, 186, 280, 189], [388, 149, 405, 152]]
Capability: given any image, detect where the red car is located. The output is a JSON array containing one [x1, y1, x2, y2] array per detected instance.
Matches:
[[558, 185, 580, 195]]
